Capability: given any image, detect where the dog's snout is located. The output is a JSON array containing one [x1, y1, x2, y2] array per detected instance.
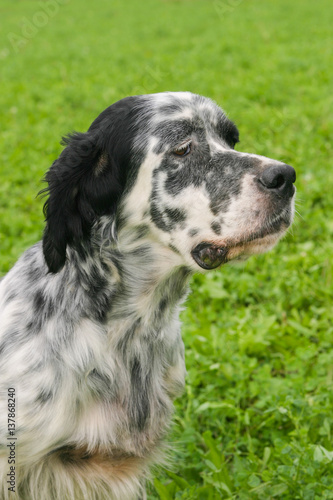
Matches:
[[258, 164, 296, 197]]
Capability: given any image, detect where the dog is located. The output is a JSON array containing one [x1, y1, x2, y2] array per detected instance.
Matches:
[[0, 92, 296, 499]]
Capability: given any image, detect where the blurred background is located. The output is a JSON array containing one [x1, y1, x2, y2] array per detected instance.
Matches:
[[0, 0, 332, 498]]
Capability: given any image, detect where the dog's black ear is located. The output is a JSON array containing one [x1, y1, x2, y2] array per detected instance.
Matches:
[[40, 130, 124, 273], [40, 96, 145, 273]]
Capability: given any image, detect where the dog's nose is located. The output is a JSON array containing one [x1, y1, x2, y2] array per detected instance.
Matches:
[[259, 164, 296, 197]]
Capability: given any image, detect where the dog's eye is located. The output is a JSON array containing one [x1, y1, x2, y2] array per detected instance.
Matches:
[[173, 143, 191, 157]]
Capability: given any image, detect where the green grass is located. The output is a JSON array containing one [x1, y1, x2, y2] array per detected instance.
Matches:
[[1, 0, 333, 498]]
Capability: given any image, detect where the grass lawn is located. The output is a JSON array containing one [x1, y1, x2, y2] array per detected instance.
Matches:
[[1, 0, 333, 498]]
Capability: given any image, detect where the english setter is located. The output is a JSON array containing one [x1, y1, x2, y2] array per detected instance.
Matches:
[[0, 92, 296, 500]]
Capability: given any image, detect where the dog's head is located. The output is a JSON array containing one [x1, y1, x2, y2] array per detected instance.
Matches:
[[42, 92, 296, 272]]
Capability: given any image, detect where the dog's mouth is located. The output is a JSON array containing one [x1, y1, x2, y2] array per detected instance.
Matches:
[[191, 216, 290, 270], [191, 243, 229, 270]]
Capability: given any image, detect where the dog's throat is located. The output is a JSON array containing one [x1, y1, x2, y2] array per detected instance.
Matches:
[[191, 243, 228, 270]]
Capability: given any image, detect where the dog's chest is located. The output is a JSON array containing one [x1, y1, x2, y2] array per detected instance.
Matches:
[[72, 316, 186, 454]]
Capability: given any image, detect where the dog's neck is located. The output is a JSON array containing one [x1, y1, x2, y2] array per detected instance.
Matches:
[[71, 217, 193, 329]]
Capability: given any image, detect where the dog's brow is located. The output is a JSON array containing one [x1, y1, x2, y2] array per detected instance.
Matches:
[[152, 118, 203, 142]]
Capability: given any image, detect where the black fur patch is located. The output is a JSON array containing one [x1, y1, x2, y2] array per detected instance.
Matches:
[[116, 319, 141, 358], [129, 356, 150, 431], [150, 203, 186, 232], [152, 118, 204, 154], [188, 228, 199, 237], [211, 222, 222, 235], [215, 116, 240, 148], [36, 388, 53, 404], [33, 290, 55, 319]]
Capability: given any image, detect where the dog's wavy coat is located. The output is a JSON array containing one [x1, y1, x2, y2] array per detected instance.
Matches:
[[0, 92, 296, 499]]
